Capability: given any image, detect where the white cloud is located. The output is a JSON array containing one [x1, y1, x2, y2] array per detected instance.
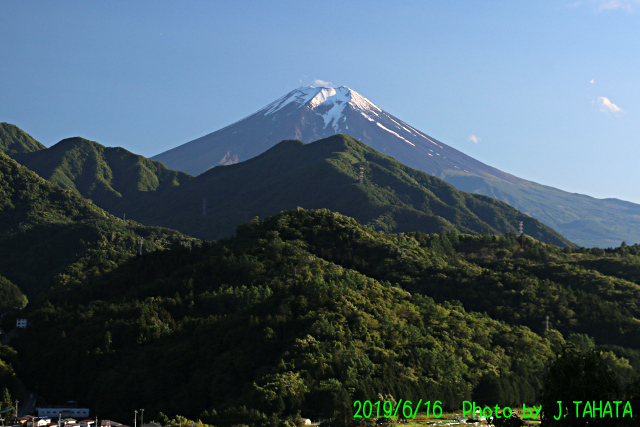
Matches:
[[314, 79, 334, 87], [596, 0, 640, 11], [597, 96, 624, 113], [569, 0, 640, 11], [590, 78, 595, 84], [468, 135, 481, 144]]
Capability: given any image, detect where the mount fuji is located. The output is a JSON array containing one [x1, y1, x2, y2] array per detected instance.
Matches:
[[153, 86, 492, 179], [153, 86, 640, 247]]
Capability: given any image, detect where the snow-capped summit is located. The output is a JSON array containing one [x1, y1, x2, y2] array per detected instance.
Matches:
[[262, 86, 383, 133], [262, 86, 353, 132], [260, 86, 420, 140]]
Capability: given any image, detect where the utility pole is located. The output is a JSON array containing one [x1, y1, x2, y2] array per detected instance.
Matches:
[[15, 401, 17, 418], [140, 409, 144, 427], [546, 315, 549, 332], [134, 410, 138, 427], [359, 166, 364, 184]]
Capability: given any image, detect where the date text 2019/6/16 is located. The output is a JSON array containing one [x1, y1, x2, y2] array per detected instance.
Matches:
[[353, 400, 442, 419]]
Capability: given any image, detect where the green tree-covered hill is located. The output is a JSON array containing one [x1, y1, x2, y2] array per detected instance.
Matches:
[[13, 209, 640, 425], [138, 135, 572, 246], [15, 209, 561, 424], [245, 209, 640, 351], [0, 122, 46, 157], [0, 152, 192, 298], [13, 136, 192, 215]]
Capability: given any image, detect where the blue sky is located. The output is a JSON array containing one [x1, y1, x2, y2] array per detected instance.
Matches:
[[2, 1, 639, 202]]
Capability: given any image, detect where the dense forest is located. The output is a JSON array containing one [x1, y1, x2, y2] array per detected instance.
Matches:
[[8, 209, 640, 426], [247, 210, 640, 352]]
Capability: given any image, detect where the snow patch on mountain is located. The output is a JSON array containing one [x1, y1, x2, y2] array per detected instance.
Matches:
[[261, 88, 319, 115], [314, 87, 351, 132], [376, 122, 416, 146]]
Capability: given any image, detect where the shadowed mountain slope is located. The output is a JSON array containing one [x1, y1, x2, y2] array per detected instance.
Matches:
[[0, 152, 191, 297], [13, 136, 193, 216]]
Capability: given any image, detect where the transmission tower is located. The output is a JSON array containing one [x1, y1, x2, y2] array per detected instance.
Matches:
[[545, 315, 549, 331], [359, 166, 364, 184], [518, 221, 523, 235], [138, 237, 143, 255]]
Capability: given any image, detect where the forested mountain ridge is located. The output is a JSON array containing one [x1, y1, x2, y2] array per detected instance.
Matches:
[[2, 125, 572, 247], [138, 135, 573, 247], [0, 152, 192, 298], [13, 208, 640, 426], [15, 208, 561, 424], [0, 122, 46, 156], [12, 136, 193, 215], [245, 209, 640, 351]]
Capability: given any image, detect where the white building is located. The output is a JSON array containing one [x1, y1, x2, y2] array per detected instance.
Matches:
[[36, 408, 89, 418], [16, 318, 28, 328]]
